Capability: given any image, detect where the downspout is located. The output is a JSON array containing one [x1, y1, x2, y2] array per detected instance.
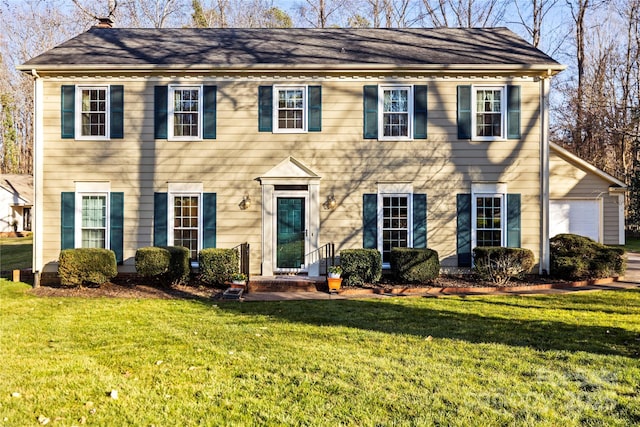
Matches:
[[31, 69, 43, 287], [540, 73, 551, 275]]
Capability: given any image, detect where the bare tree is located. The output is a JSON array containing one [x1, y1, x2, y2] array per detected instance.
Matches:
[[512, 0, 559, 48], [0, 0, 89, 174], [119, 0, 187, 28], [296, 0, 350, 28], [420, 0, 508, 27]]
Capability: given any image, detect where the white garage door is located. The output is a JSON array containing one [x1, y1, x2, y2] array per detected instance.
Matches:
[[549, 200, 600, 242]]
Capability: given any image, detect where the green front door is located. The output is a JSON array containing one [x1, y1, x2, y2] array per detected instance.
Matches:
[[277, 197, 305, 269]]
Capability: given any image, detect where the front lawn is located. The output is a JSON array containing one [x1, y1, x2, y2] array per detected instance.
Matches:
[[1, 281, 639, 425], [0, 235, 32, 271]]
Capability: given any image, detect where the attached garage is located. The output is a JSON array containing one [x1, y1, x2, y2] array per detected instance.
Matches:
[[549, 143, 626, 245]]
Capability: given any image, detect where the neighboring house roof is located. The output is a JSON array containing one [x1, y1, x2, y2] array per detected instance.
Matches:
[[0, 174, 34, 205], [550, 142, 627, 189], [19, 27, 564, 73]]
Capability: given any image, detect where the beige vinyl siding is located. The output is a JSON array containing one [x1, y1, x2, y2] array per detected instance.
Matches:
[[39, 76, 544, 273], [549, 150, 621, 245]]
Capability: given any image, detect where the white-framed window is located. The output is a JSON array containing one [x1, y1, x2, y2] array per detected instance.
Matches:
[[168, 85, 202, 140], [273, 85, 307, 133], [472, 86, 506, 140], [76, 86, 109, 139], [471, 183, 507, 248], [168, 193, 202, 260], [378, 85, 413, 140], [76, 193, 109, 249], [377, 183, 414, 267]]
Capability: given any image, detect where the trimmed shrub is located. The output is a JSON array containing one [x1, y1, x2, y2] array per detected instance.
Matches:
[[550, 234, 626, 280], [163, 246, 191, 284], [135, 247, 171, 277], [58, 248, 117, 287], [390, 247, 440, 283], [473, 247, 535, 285], [199, 248, 239, 285], [340, 249, 382, 287]]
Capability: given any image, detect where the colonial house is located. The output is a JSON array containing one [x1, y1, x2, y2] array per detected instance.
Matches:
[[20, 22, 590, 281]]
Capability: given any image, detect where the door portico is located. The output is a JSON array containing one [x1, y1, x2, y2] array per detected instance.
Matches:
[[258, 157, 321, 277]]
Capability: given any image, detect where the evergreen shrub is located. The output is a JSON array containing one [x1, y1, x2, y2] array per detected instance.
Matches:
[[390, 247, 440, 283], [340, 249, 382, 287], [199, 248, 239, 285], [58, 248, 117, 287]]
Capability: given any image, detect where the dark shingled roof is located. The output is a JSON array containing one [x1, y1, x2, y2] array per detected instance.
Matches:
[[21, 27, 562, 70]]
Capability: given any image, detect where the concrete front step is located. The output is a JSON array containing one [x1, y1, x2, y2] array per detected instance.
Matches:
[[248, 276, 326, 292]]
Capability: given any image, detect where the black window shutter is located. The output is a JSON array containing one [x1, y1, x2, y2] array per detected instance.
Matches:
[[258, 86, 273, 132], [61, 86, 75, 139], [507, 85, 521, 139], [456, 193, 472, 267], [202, 193, 217, 249], [61, 192, 75, 249], [363, 85, 378, 139], [203, 85, 217, 139], [110, 192, 124, 264], [412, 194, 427, 248], [110, 85, 124, 139], [154, 86, 168, 139], [506, 193, 521, 248], [308, 86, 322, 132], [413, 85, 428, 139], [363, 194, 377, 249], [457, 85, 472, 139], [154, 192, 168, 246]]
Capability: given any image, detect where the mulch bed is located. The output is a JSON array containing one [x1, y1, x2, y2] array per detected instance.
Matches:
[[29, 274, 573, 300]]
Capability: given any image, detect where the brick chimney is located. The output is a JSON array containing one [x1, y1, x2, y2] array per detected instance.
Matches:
[[96, 17, 114, 28]]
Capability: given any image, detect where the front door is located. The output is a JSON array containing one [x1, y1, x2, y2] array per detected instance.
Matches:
[[276, 197, 306, 270]]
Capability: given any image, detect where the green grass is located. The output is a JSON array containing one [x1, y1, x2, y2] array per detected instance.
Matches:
[[1, 281, 639, 426], [0, 235, 33, 271]]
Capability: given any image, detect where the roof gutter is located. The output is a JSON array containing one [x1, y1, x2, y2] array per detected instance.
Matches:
[[18, 62, 567, 75]]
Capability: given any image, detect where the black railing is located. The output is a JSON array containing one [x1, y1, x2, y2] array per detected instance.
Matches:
[[305, 242, 335, 276], [233, 242, 250, 280]]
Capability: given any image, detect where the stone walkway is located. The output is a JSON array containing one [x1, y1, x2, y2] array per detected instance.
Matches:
[[239, 253, 640, 302]]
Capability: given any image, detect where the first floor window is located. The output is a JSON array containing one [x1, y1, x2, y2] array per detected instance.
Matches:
[[474, 194, 504, 247], [274, 86, 306, 132], [81, 194, 107, 248], [381, 195, 410, 264], [379, 85, 412, 140], [78, 87, 108, 138], [472, 86, 505, 139], [171, 194, 200, 260], [169, 86, 202, 139]]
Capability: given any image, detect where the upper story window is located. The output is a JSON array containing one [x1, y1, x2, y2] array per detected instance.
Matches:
[[61, 85, 123, 140], [168, 86, 202, 140], [273, 85, 307, 133], [78, 87, 108, 138], [472, 86, 505, 140], [258, 85, 321, 133], [379, 85, 413, 140], [457, 84, 520, 141], [363, 85, 427, 141]]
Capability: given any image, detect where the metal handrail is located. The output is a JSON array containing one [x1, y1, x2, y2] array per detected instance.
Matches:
[[232, 242, 250, 280], [304, 242, 335, 276]]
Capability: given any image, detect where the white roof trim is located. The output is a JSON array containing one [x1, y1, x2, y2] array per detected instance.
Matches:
[[550, 142, 626, 188], [258, 157, 320, 181]]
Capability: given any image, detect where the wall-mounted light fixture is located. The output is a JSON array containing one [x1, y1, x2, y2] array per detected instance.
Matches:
[[323, 194, 337, 210], [239, 194, 251, 210]]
